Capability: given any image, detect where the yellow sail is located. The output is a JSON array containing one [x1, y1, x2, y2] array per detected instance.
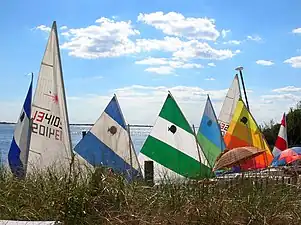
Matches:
[[224, 99, 273, 169]]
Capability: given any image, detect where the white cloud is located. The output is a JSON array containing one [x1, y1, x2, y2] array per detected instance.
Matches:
[[249, 95, 297, 124], [292, 28, 301, 34], [65, 85, 226, 125], [284, 56, 301, 68], [135, 57, 167, 65], [60, 25, 68, 30], [137, 11, 220, 41], [33, 25, 51, 32], [64, 85, 217, 125], [65, 85, 298, 127], [208, 62, 216, 67], [45, 15, 238, 62], [221, 29, 231, 38], [60, 17, 140, 58], [135, 57, 203, 72], [61, 31, 70, 37], [272, 86, 301, 93], [205, 77, 215, 81], [181, 63, 203, 69], [173, 40, 237, 60], [223, 40, 241, 45], [145, 66, 174, 75], [261, 93, 300, 102], [247, 35, 262, 42], [135, 36, 182, 52], [2, 85, 299, 128], [105, 85, 227, 123], [256, 60, 274, 66], [135, 37, 237, 60]]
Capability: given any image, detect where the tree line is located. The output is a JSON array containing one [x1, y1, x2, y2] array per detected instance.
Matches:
[[261, 101, 301, 149]]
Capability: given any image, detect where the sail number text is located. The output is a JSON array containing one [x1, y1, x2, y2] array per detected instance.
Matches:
[[220, 122, 229, 136], [31, 110, 63, 141]]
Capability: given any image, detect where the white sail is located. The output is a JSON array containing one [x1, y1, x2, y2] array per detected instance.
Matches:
[[74, 95, 141, 180], [27, 21, 73, 173], [218, 74, 241, 136]]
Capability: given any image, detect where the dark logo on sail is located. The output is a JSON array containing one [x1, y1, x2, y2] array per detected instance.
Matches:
[[240, 116, 248, 125], [207, 120, 212, 127], [168, 125, 177, 134], [108, 126, 117, 135], [20, 112, 25, 123]]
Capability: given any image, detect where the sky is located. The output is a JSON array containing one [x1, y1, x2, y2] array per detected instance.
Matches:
[[1, 0, 301, 126]]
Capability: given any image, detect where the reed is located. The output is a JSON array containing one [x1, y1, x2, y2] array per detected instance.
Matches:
[[0, 167, 300, 225]]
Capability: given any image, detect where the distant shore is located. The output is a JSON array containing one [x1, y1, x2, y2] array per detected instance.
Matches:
[[0, 122, 14, 125]]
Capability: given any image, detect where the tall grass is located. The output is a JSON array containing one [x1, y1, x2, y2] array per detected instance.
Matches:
[[0, 167, 300, 225]]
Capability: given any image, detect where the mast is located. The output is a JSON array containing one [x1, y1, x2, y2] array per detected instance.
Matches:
[[24, 73, 34, 176], [235, 66, 249, 110]]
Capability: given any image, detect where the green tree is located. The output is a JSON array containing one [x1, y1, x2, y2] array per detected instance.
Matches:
[[262, 101, 301, 149]]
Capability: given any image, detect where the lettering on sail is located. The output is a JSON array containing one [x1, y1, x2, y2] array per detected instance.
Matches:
[[31, 110, 63, 141], [219, 122, 229, 136]]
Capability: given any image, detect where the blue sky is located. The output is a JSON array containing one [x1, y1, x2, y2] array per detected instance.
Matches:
[[1, 0, 301, 125]]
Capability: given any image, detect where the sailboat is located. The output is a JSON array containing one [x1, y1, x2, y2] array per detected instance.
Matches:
[[218, 74, 241, 136], [8, 74, 33, 178], [139, 92, 211, 180], [197, 95, 225, 169], [224, 98, 273, 170], [26, 21, 74, 173], [74, 95, 142, 181], [5, 73, 61, 225], [272, 113, 288, 157]]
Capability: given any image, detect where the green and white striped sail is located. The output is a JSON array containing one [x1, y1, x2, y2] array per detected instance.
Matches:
[[140, 93, 211, 179]]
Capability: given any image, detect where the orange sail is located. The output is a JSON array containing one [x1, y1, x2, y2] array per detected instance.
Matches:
[[224, 99, 273, 170]]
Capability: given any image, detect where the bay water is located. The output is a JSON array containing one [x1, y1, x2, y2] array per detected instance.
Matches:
[[0, 124, 151, 165]]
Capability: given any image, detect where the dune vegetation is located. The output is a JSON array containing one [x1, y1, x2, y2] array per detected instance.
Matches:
[[0, 167, 300, 225]]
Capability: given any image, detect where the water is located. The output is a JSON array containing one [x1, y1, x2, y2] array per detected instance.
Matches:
[[0, 124, 151, 165]]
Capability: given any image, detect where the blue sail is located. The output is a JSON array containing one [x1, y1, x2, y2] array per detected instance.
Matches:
[[8, 75, 33, 178]]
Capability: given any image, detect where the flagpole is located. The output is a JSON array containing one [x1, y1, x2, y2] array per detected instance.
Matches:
[[235, 66, 250, 110]]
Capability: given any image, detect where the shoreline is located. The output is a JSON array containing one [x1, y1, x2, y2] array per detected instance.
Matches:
[[0, 122, 93, 126]]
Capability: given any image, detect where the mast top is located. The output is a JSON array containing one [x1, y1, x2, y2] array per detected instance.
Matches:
[[51, 21, 57, 30], [235, 66, 244, 71]]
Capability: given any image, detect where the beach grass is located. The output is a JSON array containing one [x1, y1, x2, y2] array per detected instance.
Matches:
[[0, 167, 300, 225]]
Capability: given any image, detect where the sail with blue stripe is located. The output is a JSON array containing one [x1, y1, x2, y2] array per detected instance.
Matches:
[[8, 75, 33, 178], [197, 95, 225, 168], [74, 95, 142, 180]]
